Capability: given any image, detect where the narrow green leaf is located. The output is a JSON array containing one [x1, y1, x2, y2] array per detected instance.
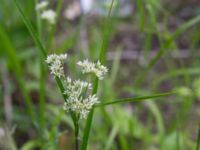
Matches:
[[136, 0, 145, 31], [13, 0, 47, 58], [0, 25, 35, 122], [47, 0, 63, 48], [152, 67, 200, 88], [95, 92, 175, 107], [81, 109, 94, 150], [13, 0, 68, 102], [135, 15, 200, 87], [196, 124, 200, 150], [81, 1, 115, 149], [21, 140, 41, 150], [172, 15, 200, 38], [13, 0, 77, 125]]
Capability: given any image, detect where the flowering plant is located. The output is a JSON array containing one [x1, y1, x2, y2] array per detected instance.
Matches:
[[46, 54, 108, 119]]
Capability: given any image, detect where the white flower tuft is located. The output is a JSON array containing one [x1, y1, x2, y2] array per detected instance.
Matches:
[[77, 59, 95, 73], [45, 53, 108, 119], [63, 77, 92, 98], [36, 1, 49, 11], [46, 54, 67, 64], [63, 94, 98, 119], [63, 78, 97, 119], [46, 54, 67, 78], [95, 61, 108, 80], [77, 59, 108, 80], [41, 9, 56, 24]]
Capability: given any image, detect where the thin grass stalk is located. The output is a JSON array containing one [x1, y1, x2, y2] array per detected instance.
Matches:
[[95, 92, 175, 107], [0, 25, 36, 124], [47, 0, 63, 49], [13, 0, 77, 127], [196, 124, 200, 150], [74, 115, 80, 150], [81, 1, 115, 150], [34, 0, 46, 132], [135, 15, 200, 87], [13, 0, 47, 58]]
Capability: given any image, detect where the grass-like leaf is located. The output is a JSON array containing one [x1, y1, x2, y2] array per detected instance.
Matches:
[[172, 15, 200, 38], [13, 0, 67, 102], [13, 0, 47, 58], [95, 92, 175, 107], [81, 1, 115, 149], [13, 0, 78, 124], [0, 25, 35, 122], [135, 15, 200, 87], [196, 124, 200, 150]]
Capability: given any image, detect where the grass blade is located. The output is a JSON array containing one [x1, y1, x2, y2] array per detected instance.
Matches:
[[135, 15, 200, 87], [13, 0, 47, 58], [172, 15, 200, 38], [80, 79, 97, 150], [81, 1, 115, 149], [95, 92, 175, 107], [13, 0, 68, 102], [196, 124, 200, 150], [0, 25, 35, 123], [13, 0, 77, 126]]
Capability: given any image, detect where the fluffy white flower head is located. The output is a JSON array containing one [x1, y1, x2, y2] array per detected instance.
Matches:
[[63, 95, 98, 119], [63, 93, 98, 118], [46, 54, 67, 64], [46, 53, 108, 119], [63, 77, 98, 119], [36, 1, 49, 11], [95, 61, 108, 80], [41, 9, 56, 24], [46, 54, 67, 78], [63, 77, 92, 97], [77, 59, 108, 80]]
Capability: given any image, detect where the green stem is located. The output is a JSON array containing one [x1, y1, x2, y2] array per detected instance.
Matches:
[[47, 0, 63, 49], [39, 57, 46, 131], [34, 0, 46, 132], [74, 114, 80, 150], [196, 124, 200, 150], [81, 1, 115, 149]]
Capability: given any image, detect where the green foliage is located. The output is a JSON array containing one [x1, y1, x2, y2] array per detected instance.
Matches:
[[0, 0, 200, 149]]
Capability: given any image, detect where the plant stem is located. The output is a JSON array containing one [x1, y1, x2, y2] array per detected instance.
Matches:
[[47, 0, 63, 49], [196, 124, 200, 150], [75, 115, 80, 150], [81, 1, 115, 149]]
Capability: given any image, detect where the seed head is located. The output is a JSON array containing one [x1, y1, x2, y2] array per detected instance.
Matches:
[[46, 54, 67, 78], [63, 78, 98, 119], [41, 9, 56, 24], [77, 59, 108, 80], [36, 1, 49, 11]]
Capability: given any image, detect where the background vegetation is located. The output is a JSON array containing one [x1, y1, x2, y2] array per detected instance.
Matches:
[[0, 0, 200, 149]]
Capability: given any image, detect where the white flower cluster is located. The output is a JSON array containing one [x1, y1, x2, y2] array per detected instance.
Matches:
[[63, 77, 98, 118], [46, 54, 67, 78], [35, 1, 56, 24], [36, 1, 48, 11], [77, 59, 108, 80], [46, 53, 108, 119]]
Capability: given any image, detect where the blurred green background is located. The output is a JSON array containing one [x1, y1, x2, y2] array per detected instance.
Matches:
[[1, 0, 200, 149]]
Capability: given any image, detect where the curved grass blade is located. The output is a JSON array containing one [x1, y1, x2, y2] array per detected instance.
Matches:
[[95, 92, 175, 107], [152, 67, 200, 89], [196, 124, 200, 150], [172, 15, 200, 38], [13, 0, 77, 124], [13, 0, 47, 58], [81, 1, 115, 149], [0, 25, 35, 123], [135, 15, 200, 86], [13, 0, 68, 102]]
